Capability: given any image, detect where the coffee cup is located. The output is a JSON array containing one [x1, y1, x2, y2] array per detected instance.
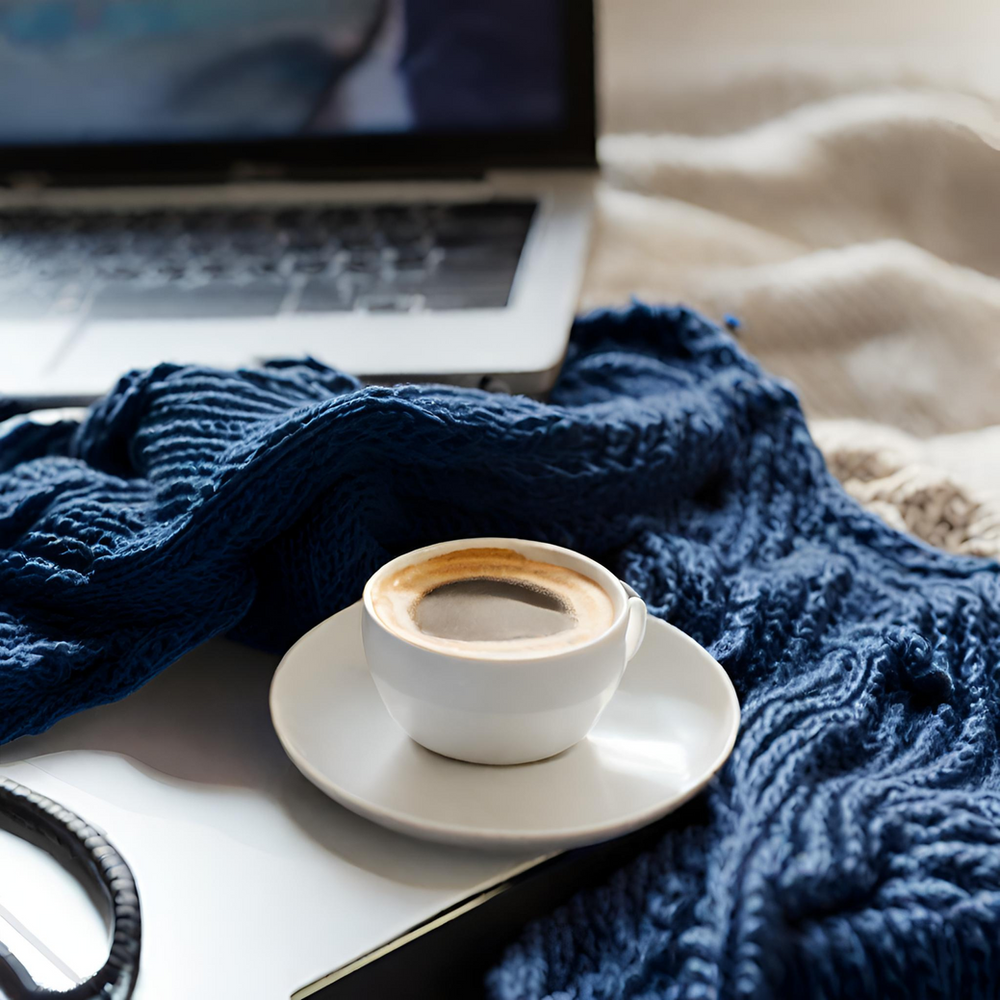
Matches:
[[361, 537, 647, 765]]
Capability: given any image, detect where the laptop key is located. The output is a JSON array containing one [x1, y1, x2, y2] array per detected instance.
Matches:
[[91, 282, 286, 319], [422, 287, 513, 310], [297, 279, 355, 312], [355, 292, 423, 313]]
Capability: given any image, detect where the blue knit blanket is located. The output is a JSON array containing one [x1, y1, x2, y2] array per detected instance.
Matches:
[[2, 305, 999, 997]]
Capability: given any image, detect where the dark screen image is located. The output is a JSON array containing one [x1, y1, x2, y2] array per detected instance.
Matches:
[[0, 0, 564, 145]]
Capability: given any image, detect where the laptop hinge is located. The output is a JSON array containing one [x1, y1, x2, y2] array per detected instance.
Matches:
[[227, 161, 486, 184], [3, 172, 52, 192], [1, 162, 487, 190]]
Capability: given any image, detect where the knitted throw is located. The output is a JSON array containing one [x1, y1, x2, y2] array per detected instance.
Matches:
[[2, 306, 999, 998]]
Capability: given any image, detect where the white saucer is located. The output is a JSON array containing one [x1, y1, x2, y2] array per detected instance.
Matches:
[[270, 602, 740, 852]]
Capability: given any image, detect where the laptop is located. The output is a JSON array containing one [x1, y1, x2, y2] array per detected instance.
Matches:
[[0, 0, 596, 406]]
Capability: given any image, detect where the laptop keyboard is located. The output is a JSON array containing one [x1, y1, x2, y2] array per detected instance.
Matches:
[[0, 200, 536, 319]]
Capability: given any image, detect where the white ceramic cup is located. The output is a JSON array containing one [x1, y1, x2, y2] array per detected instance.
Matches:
[[361, 537, 647, 765]]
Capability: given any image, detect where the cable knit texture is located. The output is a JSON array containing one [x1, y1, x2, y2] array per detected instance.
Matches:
[[2, 305, 1000, 999]]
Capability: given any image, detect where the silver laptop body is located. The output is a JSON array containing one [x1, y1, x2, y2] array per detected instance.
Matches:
[[0, 0, 596, 404]]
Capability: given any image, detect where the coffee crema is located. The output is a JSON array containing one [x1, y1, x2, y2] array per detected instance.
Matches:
[[371, 547, 616, 657]]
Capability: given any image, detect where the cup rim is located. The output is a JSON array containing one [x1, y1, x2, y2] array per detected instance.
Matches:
[[362, 536, 632, 662]]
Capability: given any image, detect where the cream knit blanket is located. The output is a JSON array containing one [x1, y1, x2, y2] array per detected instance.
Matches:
[[585, 13, 1000, 558]]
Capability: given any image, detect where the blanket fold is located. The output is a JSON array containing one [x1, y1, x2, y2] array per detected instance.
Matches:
[[2, 304, 999, 997]]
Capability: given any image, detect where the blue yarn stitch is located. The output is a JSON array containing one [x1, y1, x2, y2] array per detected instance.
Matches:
[[1, 304, 998, 998]]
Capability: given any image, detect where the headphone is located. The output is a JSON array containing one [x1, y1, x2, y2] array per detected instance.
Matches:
[[0, 779, 140, 1000]]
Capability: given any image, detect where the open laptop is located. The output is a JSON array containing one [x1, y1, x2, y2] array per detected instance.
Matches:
[[0, 0, 596, 406]]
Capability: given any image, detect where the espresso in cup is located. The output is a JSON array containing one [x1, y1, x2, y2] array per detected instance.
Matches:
[[370, 547, 615, 657]]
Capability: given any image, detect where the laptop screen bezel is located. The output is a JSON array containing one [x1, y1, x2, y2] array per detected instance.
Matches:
[[0, 0, 595, 184]]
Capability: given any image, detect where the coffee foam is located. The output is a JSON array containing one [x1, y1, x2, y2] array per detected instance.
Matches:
[[370, 547, 616, 657]]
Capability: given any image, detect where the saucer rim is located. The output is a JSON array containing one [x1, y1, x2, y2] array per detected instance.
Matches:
[[270, 601, 741, 851]]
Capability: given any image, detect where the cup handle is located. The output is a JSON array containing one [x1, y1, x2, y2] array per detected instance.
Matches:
[[621, 582, 647, 662]]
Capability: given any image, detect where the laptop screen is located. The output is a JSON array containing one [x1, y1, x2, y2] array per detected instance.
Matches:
[[0, 1, 571, 148]]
